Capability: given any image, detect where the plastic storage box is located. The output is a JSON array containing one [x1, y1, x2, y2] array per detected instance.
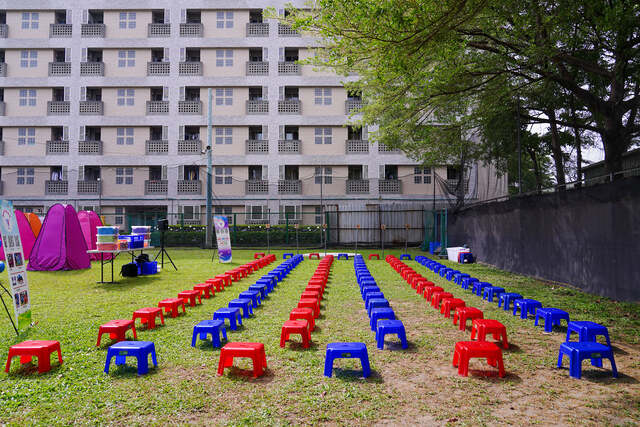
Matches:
[[121, 234, 144, 249], [141, 261, 158, 275]]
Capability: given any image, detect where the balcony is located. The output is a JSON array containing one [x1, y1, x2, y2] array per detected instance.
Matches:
[[148, 23, 170, 37], [81, 23, 106, 38], [47, 101, 70, 116], [246, 61, 269, 75], [247, 22, 269, 37], [345, 99, 363, 114], [50, 24, 72, 38], [346, 140, 369, 154], [147, 62, 170, 76], [378, 179, 402, 194], [46, 140, 69, 155], [445, 179, 469, 194], [278, 180, 302, 194], [80, 62, 105, 76], [278, 23, 300, 37], [78, 140, 103, 155], [45, 180, 68, 195], [278, 62, 300, 75], [48, 62, 71, 76], [0, 102, 5, 116], [177, 180, 202, 194], [146, 100, 169, 115], [145, 140, 169, 155], [179, 61, 202, 76], [278, 139, 301, 154], [278, 100, 301, 114], [246, 100, 269, 114], [346, 179, 370, 194], [178, 100, 202, 115], [0, 24, 7, 38], [180, 23, 203, 37], [79, 101, 104, 115], [378, 143, 401, 154], [178, 139, 202, 154], [0, 63, 6, 77], [77, 180, 101, 195], [246, 139, 269, 154], [145, 180, 168, 195], [245, 180, 269, 194]]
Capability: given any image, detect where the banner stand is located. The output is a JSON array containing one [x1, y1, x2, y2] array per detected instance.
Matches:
[[0, 282, 18, 335]]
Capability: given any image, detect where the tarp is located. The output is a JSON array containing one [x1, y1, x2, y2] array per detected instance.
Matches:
[[27, 204, 90, 271], [27, 213, 42, 237], [0, 210, 37, 260], [78, 210, 112, 261]]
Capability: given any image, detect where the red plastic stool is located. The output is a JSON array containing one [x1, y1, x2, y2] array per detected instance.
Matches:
[[215, 274, 232, 288], [452, 341, 505, 377], [132, 307, 165, 329], [309, 253, 320, 260], [453, 307, 483, 331], [228, 270, 241, 282], [254, 252, 265, 259], [158, 298, 186, 318], [280, 320, 311, 348], [298, 298, 320, 318], [207, 278, 225, 292], [471, 319, 509, 348], [5, 340, 63, 374], [194, 283, 215, 299], [217, 342, 267, 378], [416, 280, 435, 295], [431, 291, 454, 308], [308, 278, 326, 290], [305, 285, 324, 297], [178, 290, 202, 307], [96, 319, 137, 346], [368, 254, 380, 260], [441, 298, 466, 318], [300, 290, 321, 301], [290, 308, 315, 332], [423, 286, 443, 301]]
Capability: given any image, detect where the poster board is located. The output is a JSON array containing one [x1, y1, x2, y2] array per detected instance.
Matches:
[[213, 215, 232, 263]]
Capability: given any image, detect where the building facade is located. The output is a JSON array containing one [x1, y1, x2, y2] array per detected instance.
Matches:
[[0, 1, 506, 227]]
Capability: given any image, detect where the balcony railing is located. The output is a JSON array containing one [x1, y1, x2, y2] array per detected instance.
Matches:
[[278, 62, 300, 75], [346, 179, 370, 194], [278, 23, 300, 37], [47, 101, 70, 116], [81, 23, 106, 38], [178, 100, 202, 115], [179, 61, 202, 76], [50, 23, 72, 38], [346, 140, 369, 154], [278, 139, 301, 154], [178, 139, 202, 154], [278, 216, 301, 225], [278, 180, 302, 194], [77, 180, 101, 195], [80, 61, 105, 76], [246, 100, 269, 114], [45, 180, 68, 195], [145, 180, 168, 194], [247, 22, 269, 37], [48, 62, 71, 76], [79, 101, 104, 115], [78, 140, 103, 155], [345, 99, 363, 114], [146, 100, 169, 115], [46, 140, 69, 155], [246, 139, 269, 154], [246, 61, 269, 75], [146, 140, 169, 155], [0, 102, 5, 116], [147, 62, 170, 76], [378, 179, 402, 194], [245, 180, 269, 194], [180, 23, 203, 37], [177, 180, 202, 194], [0, 24, 8, 38], [445, 179, 469, 194], [378, 143, 401, 154], [148, 23, 171, 37], [278, 99, 301, 114], [0, 63, 7, 77]]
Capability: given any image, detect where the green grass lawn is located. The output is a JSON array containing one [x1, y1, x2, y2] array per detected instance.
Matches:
[[0, 248, 639, 426]]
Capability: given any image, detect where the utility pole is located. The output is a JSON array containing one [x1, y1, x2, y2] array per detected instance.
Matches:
[[516, 97, 522, 194], [205, 88, 213, 249]]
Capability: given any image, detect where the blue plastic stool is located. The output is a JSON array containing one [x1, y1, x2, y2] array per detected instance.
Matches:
[[439, 268, 452, 278], [399, 254, 411, 260], [228, 298, 253, 318], [191, 319, 227, 348], [361, 286, 381, 299], [238, 290, 261, 307], [369, 307, 396, 331], [454, 273, 470, 285], [472, 281, 492, 296], [482, 286, 505, 303], [104, 341, 157, 375], [513, 299, 542, 319], [446, 270, 459, 281], [255, 278, 274, 293], [283, 253, 294, 259], [461, 277, 479, 290], [376, 320, 408, 350], [249, 284, 268, 299], [337, 253, 349, 260], [213, 307, 243, 330], [566, 321, 613, 368], [367, 298, 390, 317], [364, 292, 385, 307], [498, 293, 523, 310], [535, 308, 570, 333], [358, 278, 376, 288], [557, 342, 618, 379], [459, 253, 474, 263], [324, 342, 371, 378]]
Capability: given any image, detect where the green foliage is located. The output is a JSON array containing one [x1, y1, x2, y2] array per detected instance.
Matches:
[[163, 224, 323, 247]]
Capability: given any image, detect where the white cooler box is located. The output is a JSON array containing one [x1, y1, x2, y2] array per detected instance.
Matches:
[[446, 247, 470, 263]]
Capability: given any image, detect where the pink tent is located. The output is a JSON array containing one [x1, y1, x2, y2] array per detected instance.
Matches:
[[78, 210, 112, 261], [27, 204, 91, 271], [0, 210, 37, 260]]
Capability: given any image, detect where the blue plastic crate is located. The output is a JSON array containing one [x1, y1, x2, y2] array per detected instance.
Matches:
[[121, 234, 144, 249], [141, 261, 157, 275]]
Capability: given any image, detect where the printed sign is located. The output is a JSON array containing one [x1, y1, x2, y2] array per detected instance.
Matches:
[[213, 215, 232, 263], [0, 200, 31, 331]]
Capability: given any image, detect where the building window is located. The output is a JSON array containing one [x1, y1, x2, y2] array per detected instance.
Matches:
[[215, 88, 233, 106], [315, 167, 332, 184], [114, 207, 124, 225], [216, 50, 233, 67], [22, 12, 39, 29], [414, 167, 432, 184], [314, 88, 332, 105], [215, 167, 232, 184], [20, 51, 37, 68], [117, 50, 135, 67], [314, 128, 332, 144], [116, 128, 134, 145], [17, 168, 35, 185], [315, 206, 322, 225], [116, 167, 133, 184], [215, 127, 233, 144], [119, 12, 136, 29], [18, 128, 36, 145], [216, 11, 233, 28], [214, 206, 233, 223], [117, 89, 135, 106], [19, 89, 37, 107]]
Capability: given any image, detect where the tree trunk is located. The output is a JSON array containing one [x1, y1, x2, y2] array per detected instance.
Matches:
[[526, 147, 542, 192], [601, 119, 630, 180], [546, 109, 566, 188], [570, 99, 582, 187]]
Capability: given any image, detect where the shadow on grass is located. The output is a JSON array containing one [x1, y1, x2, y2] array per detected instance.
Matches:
[[465, 368, 523, 383], [330, 368, 384, 383], [503, 343, 523, 353], [556, 366, 638, 384], [105, 364, 160, 378], [93, 275, 163, 291], [226, 366, 275, 383], [5, 361, 64, 377]]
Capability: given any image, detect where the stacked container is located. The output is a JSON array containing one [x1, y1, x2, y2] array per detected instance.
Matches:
[[131, 225, 152, 248], [96, 226, 119, 251]]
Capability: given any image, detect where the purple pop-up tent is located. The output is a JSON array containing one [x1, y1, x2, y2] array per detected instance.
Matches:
[[27, 204, 90, 271], [0, 210, 37, 261]]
